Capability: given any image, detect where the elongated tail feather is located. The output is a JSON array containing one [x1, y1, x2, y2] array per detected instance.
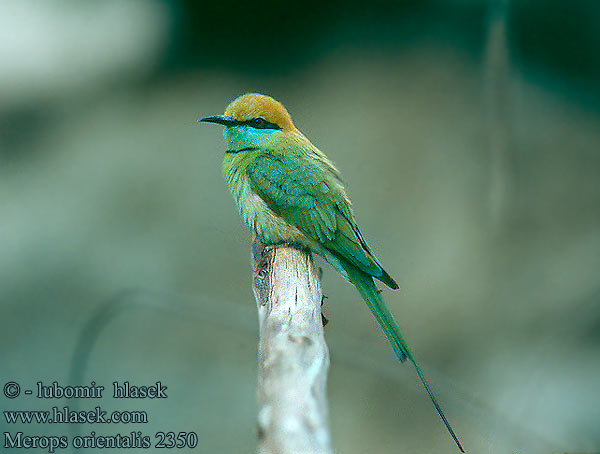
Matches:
[[342, 262, 465, 453]]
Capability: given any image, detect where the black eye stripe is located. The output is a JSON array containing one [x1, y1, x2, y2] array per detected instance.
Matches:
[[242, 118, 280, 130]]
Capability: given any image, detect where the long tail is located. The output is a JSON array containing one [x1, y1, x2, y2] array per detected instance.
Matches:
[[342, 262, 465, 453]]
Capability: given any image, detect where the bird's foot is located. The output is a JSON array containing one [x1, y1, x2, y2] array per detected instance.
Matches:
[[321, 294, 329, 326]]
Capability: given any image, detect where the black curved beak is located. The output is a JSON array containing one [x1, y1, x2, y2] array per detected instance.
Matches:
[[198, 115, 238, 126]]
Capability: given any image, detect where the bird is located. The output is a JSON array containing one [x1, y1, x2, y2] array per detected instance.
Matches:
[[200, 93, 464, 452]]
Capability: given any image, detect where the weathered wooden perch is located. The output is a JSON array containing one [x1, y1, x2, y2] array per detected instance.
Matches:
[[251, 238, 333, 454]]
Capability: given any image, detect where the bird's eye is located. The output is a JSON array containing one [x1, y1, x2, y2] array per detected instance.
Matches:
[[245, 117, 280, 130]]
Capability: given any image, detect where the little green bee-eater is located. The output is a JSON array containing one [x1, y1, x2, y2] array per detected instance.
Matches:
[[200, 93, 463, 452]]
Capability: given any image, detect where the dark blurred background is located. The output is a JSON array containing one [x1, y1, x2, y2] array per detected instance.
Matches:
[[1, 0, 599, 452]]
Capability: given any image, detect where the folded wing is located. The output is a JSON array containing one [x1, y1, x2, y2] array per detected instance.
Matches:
[[247, 152, 398, 289]]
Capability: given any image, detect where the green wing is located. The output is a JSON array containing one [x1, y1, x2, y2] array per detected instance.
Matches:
[[246, 152, 398, 289]]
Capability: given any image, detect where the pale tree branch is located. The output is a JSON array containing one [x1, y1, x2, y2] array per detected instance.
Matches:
[[251, 238, 333, 454]]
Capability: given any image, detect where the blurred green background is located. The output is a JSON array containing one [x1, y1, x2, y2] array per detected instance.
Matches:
[[1, 0, 599, 452]]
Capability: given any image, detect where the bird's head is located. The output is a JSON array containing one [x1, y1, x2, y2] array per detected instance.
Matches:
[[200, 93, 296, 152]]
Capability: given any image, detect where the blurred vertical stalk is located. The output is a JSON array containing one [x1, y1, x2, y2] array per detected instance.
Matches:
[[251, 239, 333, 454], [485, 0, 514, 229]]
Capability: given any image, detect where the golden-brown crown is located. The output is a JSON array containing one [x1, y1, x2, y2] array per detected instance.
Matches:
[[224, 93, 295, 131]]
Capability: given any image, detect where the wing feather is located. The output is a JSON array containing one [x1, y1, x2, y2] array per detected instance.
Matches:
[[246, 152, 397, 288]]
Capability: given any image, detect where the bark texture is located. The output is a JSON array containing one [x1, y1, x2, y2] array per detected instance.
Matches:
[[251, 239, 333, 454]]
